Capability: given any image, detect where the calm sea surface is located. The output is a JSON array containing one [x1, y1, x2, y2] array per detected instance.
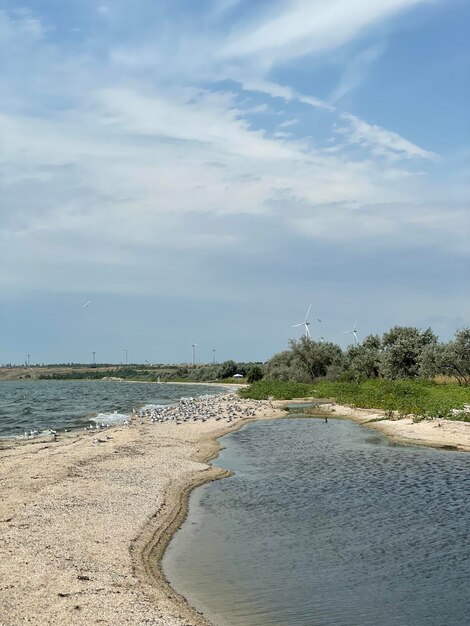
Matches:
[[0, 380, 227, 438], [163, 418, 470, 626]]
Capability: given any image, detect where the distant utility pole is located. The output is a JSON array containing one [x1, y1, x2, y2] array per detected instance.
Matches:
[[92, 351, 96, 366], [212, 348, 216, 365]]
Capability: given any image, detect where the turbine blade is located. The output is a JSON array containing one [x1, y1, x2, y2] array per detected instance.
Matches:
[[292, 323, 303, 328], [305, 304, 312, 322]]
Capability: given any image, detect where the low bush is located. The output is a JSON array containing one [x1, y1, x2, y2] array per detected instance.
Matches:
[[240, 379, 470, 420]]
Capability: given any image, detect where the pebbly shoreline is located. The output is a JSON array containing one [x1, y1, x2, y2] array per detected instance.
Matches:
[[0, 394, 284, 626]]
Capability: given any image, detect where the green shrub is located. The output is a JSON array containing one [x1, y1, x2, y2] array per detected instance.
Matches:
[[240, 378, 470, 419]]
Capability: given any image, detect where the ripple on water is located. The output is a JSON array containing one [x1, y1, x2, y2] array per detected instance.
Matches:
[[0, 380, 229, 438], [163, 418, 470, 626]]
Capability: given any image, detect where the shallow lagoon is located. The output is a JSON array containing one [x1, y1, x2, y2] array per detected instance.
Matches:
[[164, 418, 470, 626]]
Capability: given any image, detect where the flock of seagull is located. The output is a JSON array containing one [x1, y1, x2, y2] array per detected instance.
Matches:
[[134, 393, 270, 425], [20, 394, 273, 440]]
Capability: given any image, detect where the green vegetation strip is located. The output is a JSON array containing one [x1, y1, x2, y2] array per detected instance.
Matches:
[[239, 379, 470, 421]]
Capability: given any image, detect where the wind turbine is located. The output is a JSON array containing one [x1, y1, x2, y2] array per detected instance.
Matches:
[[124, 346, 130, 365], [212, 348, 216, 365], [191, 343, 198, 366], [342, 320, 359, 345], [292, 305, 321, 338], [293, 305, 311, 337]]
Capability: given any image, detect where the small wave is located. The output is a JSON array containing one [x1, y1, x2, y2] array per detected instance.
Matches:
[[90, 411, 130, 426]]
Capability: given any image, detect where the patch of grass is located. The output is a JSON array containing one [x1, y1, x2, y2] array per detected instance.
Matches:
[[240, 379, 470, 420], [239, 380, 317, 400]]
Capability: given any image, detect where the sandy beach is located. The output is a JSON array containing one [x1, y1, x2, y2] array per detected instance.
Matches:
[[0, 395, 284, 626], [310, 401, 470, 452], [1, 393, 469, 626]]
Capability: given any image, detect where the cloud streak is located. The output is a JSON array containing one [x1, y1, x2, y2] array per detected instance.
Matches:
[[337, 113, 439, 161], [221, 0, 435, 66]]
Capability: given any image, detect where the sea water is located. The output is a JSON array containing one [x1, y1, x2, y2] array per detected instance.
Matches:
[[163, 418, 470, 626], [0, 379, 228, 438]]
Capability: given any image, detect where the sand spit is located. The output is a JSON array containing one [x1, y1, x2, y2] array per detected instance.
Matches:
[[2, 391, 468, 626], [0, 395, 284, 626], [283, 400, 470, 452]]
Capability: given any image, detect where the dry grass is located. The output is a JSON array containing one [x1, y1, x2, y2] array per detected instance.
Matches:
[[434, 375, 461, 385]]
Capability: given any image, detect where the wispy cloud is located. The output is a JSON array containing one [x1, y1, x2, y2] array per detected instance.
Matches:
[[234, 77, 334, 111], [0, 0, 466, 361], [330, 44, 386, 103], [337, 113, 439, 161], [221, 0, 435, 66]]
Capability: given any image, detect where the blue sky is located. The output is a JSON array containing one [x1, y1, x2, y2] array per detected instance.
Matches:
[[0, 0, 468, 365]]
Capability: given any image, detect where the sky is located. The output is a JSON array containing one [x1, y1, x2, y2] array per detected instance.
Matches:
[[0, 0, 469, 365]]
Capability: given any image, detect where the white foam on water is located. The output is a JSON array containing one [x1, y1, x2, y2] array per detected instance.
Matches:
[[90, 411, 130, 426]]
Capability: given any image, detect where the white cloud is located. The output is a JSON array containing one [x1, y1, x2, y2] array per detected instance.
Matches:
[[278, 119, 299, 128], [0, 0, 461, 313], [289, 201, 469, 251], [330, 44, 386, 103], [236, 77, 334, 111], [0, 7, 46, 42], [211, 0, 244, 16], [221, 0, 435, 66], [95, 87, 305, 161], [337, 113, 439, 161]]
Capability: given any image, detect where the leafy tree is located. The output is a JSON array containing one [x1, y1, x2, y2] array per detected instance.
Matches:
[[235, 363, 248, 376], [217, 360, 238, 379], [346, 334, 382, 379], [246, 365, 264, 383], [423, 329, 470, 386], [289, 337, 344, 382], [445, 328, 470, 386], [264, 350, 297, 381], [381, 326, 437, 379], [419, 343, 444, 379]]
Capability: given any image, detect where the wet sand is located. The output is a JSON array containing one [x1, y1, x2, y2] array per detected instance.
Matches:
[[304, 401, 470, 452], [0, 397, 284, 626]]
